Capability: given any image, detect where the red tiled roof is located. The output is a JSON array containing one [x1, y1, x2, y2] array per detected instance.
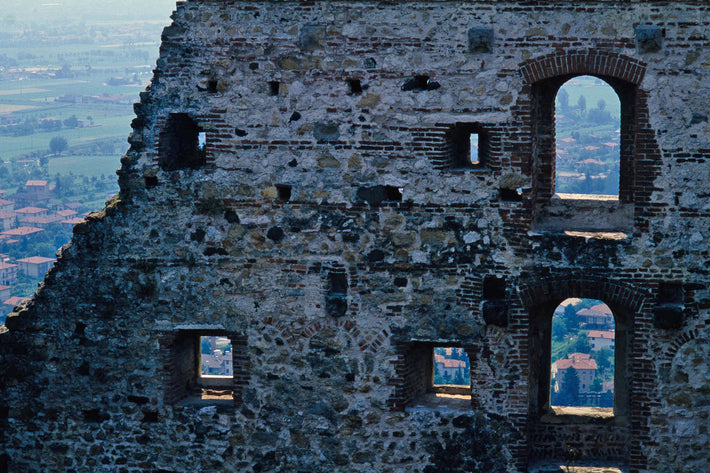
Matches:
[[0, 199, 14, 207], [56, 209, 77, 217], [1, 227, 44, 237], [0, 262, 18, 270], [555, 353, 597, 371], [25, 180, 48, 186], [0, 212, 15, 219], [23, 216, 63, 225], [3, 296, 29, 306], [17, 256, 55, 265], [589, 303, 612, 315], [61, 217, 85, 225], [441, 359, 467, 369], [15, 207, 48, 214], [588, 330, 615, 340]]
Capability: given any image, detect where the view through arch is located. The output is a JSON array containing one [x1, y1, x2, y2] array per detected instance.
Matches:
[[555, 75, 621, 197], [550, 298, 615, 410]]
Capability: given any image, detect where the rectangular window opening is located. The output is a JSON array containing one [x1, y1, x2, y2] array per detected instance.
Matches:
[[198, 335, 233, 401], [159, 113, 207, 171], [447, 123, 487, 169], [550, 298, 615, 417], [432, 346, 471, 398], [470, 133, 480, 165]]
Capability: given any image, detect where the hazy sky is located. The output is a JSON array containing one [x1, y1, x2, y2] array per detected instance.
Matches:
[[2, 0, 177, 27]]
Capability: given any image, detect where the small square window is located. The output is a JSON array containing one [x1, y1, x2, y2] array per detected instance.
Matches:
[[390, 342, 472, 410], [159, 113, 207, 171], [164, 330, 243, 407]]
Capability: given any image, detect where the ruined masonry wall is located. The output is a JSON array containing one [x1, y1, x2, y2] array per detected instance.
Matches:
[[1, 1, 709, 472]]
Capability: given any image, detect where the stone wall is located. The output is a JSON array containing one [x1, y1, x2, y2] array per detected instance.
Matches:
[[1, 1, 709, 472]]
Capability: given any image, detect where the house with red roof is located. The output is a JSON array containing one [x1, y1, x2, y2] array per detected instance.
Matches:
[[434, 352, 469, 384], [15, 207, 49, 223], [17, 256, 55, 278], [56, 209, 78, 218], [552, 353, 598, 394], [577, 303, 614, 329], [22, 215, 64, 228], [1, 227, 44, 241], [588, 330, 615, 351]]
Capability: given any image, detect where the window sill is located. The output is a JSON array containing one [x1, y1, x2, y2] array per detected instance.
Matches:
[[433, 384, 471, 396], [408, 392, 472, 411], [533, 196, 633, 234], [177, 389, 235, 409], [529, 463, 624, 473], [540, 406, 623, 425]]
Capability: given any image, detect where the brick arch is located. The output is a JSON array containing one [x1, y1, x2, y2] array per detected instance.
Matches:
[[521, 273, 647, 460], [520, 49, 647, 85], [517, 275, 647, 315], [659, 327, 702, 364]]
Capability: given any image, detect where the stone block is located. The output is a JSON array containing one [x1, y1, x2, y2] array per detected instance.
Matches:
[[299, 24, 326, 50], [636, 25, 663, 53], [468, 27, 494, 53]]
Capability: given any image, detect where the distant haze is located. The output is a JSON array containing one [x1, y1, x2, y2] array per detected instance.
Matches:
[[3, 0, 177, 25]]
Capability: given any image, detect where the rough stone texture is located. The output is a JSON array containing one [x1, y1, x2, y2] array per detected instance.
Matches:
[[1, 1, 709, 472]]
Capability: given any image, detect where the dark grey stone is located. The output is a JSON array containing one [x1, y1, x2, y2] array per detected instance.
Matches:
[[468, 27, 494, 53]]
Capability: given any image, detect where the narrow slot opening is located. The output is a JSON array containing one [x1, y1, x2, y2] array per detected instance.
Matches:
[[470, 133, 479, 165], [268, 81, 280, 96], [347, 79, 363, 95], [276, 184, 292, 201]]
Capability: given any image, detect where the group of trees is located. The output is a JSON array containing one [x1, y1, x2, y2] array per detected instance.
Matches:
[[557, 89, 616, 126], [1, 114, 82, 138]]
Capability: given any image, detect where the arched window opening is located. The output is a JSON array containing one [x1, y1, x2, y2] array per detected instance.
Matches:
[[550, 298, 615, 413], [555, 76, 620, 198]]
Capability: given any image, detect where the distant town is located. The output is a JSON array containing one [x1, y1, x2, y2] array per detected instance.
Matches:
[[551, 298, 615, 408], [554, 76, 622, 196], [0, 179, 93, 325], [430, 298, 615, 409], [0, 0, 176, 327]]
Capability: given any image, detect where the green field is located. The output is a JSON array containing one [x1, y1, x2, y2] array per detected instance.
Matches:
[[48, 155, 122, 179]]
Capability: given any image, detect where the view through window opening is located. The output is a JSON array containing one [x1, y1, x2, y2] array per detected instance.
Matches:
[[200, 335, 233, 378], [555, 76, 620, 198], [470, 133, 480, 165], [433, 346, 471, 388], [550, 298, 615, 411]]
